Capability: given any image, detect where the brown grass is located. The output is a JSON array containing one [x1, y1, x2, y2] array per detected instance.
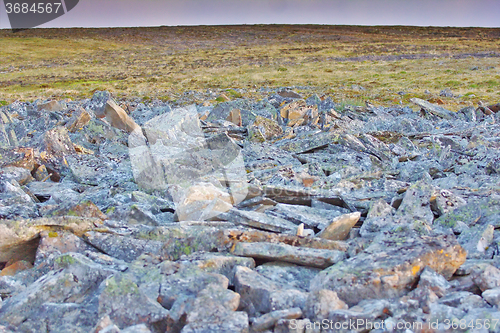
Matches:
[[1, 25, 499, 108]]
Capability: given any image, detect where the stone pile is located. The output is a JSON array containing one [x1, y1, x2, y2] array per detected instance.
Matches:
[[0, 89, 499, 332]]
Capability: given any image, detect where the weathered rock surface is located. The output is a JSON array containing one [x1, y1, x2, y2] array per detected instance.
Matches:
[[1, 90, 499, 331], [311, 232, 466, 306], [233, 241, 345, 268]]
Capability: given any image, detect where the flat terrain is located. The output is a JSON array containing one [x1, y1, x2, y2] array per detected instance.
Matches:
[[0, 25, 499, 108]]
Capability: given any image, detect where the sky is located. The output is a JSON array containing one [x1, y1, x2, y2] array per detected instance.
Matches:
[[1, 0, 500, 29]]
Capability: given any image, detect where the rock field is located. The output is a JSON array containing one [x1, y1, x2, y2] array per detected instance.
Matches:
[[0, 88, 500, 332]]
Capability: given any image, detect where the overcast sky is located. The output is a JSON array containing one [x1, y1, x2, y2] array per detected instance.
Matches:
[[1, 0, 500, 29]]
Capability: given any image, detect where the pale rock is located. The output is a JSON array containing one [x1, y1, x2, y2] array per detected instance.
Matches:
[[304, 289, 348, 321], [232, 242, 345, 268], [410, 98, 456, 120], [482, 287, 500, 307], [218, 208, 298, 233], [37, 100, 64, 112], [317, 212, 361, 241], [226, 108, 242, 126], [174, 182, 234, 221], [103, 99, 140, 133]]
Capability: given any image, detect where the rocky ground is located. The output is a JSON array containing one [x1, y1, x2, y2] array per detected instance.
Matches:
[[0, 89, 500, 332]]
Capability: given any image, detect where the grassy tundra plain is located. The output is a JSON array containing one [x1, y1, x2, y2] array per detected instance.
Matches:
[[0, 25, 499, 108]]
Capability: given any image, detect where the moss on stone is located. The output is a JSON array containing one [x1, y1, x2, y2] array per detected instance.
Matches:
[[104, 275, 140, 296], [55, 254, 77, 267]]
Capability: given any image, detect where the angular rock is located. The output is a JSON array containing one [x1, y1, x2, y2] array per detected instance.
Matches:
[[267, 203, 346, 231], [417, 266, 451, 297], [359, 198, 395, 236], [50, 200, 107, 220], [324, 299, 392, 332], [431, 188, 467, 217], [158, 265, 228, 310], [405, 286, 439, 314], [66, 107, 91, 133], [66, 154, 113, 186], [472, 264, 500, 292], [255, 262, 320, 292], [178, 252, 255, 285], [34, 230, 95, 266], [233, 242, 345, 268], [267, 288, 308, 312], [37, 100, 64, 112], [218, 208, 298, 233], [182, 284, 249, 333], [234, 265, 280, 315], [317, 212, 361, 241], [482, 287, 500, 307], [226, 108, 242, 126], [175, 182, 234, 221], [97, 274, 168, 329], [0, 253, 114, 326], [0, 147, 35, 171], [0, 216, 102, 263], [102, 99, 140, 134], [83, 232, 165, 263], [224, 228, 348, 252], [458, 224, 495, 259], [0, 260, 32, 277], [311, 232, 466, 306], [410, 98, 456, 120], [275, 131, 336, 153], [252, 115, 283, 140], [393, 175, 434, 226], [0, 166, 33, 185], [251, 307, 302, 332], [304, 289, 348, 321], [130, 106, 247, 219], [42, 126, 76, 156]]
